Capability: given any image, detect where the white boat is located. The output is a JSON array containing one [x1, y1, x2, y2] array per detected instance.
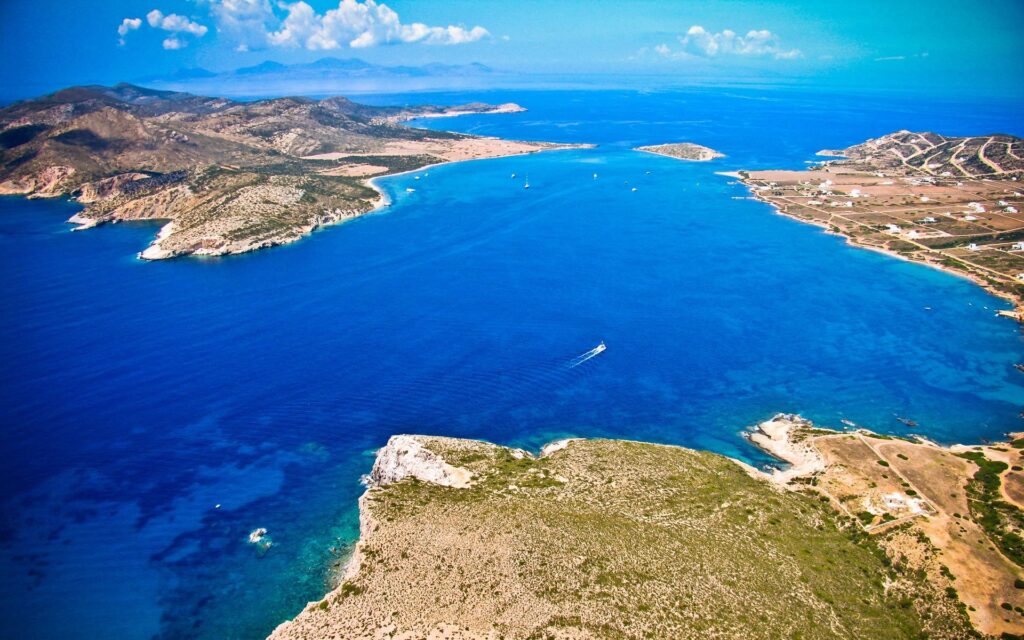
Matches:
[[569, 341, 607, 368], [406, 187, 415, 193], [593, 173, 598, 179], [631, 187, 637, 192], [414, 176, 420, 180], [524, 178, 530, 189], [511, 173, 516, 178]]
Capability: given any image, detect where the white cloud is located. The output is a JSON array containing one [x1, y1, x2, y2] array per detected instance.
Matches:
[[658, 25, 802, 61], [147, 10, 209, 37], [118, 9, 207, 48], [117, 17, 142, 45], [214, 0, 489, 50], [208, 0, 276, 51], [120, 0, 486, 51]]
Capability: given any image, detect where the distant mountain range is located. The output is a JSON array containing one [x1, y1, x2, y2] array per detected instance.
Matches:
[[139, 58, 504, 96]]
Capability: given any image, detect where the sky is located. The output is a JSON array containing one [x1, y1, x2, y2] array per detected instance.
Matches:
[[1, 0, 1023, 100]]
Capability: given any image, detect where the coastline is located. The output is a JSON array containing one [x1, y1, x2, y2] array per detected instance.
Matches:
[[634, 143, 725, 162], [734, 174, 1024, 320], [135, 143, 588, 261], [269, 419, 1021, 639], [742, 414, 1024, 636], [361, 144, 589, 215]]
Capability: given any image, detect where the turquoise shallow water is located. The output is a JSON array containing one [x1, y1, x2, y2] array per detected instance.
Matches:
[[1, 88, 1023, 638]]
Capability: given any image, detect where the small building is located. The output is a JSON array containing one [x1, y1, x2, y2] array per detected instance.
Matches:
[[967, 243, 980, 251], [906, 230, 920, 239], [885, 224, 902, 234], [964, 215, 979, 221], [920, 216, 938, 223], [1012, 242, 1024, 251], [1017, 273, 1024, 282], [920, 196, 930, 202], [1007, 206, 1019, 214]]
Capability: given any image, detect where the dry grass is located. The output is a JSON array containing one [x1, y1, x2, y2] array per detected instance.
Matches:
[[271, 437, 952, 640]]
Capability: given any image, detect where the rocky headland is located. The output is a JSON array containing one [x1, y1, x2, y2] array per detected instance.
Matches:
[[267, 414, 1024, 639], [0, 84, 580, 260]]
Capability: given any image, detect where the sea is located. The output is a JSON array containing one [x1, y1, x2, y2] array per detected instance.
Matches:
[[1, 87, 1023, 639]]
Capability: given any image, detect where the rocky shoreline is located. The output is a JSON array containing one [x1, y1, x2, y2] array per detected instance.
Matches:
[[635, 142, 725, 162], [733, 130, 1024, 320], [0, 84, 582, 262]]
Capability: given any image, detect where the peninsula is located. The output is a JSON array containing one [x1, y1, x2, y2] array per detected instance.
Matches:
[[635, 142, 725, 161], [269, 418, 1024, 639], [737, 130, 1024, 316], [0, 84, 580, 259]]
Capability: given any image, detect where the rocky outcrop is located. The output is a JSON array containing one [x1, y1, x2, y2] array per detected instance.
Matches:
[[745, 413, 826, 484], [75, 172, 151, 203], [370, 435, 474, 489], [0, 165, 76, 197]]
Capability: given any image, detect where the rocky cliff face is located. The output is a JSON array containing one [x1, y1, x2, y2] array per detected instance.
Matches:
[[370, 435, 475, 489]]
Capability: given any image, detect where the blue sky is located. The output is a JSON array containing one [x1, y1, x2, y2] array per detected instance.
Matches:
[[1, 0, 1022, 99]]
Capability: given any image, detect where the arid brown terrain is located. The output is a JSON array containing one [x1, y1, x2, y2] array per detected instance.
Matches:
[[0, 84, 575, 259], [750, 414, 1024, 637], [738, 130, 1024, 315]]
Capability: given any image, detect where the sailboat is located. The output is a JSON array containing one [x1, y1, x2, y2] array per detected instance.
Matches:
[[524, 176, 530, 189]]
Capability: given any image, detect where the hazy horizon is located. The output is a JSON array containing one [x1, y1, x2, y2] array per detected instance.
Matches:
[[3, 0, 1023, 101]]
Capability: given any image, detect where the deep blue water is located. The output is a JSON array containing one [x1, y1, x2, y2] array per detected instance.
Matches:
[[1, 88, 1023, 639]]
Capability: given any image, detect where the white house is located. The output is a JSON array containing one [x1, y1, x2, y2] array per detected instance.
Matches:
[[1017, 273, 1024, 282], [1012, 242, 1024, 251], [1007, 206, 1019, 214], [920, 216, 938, 223], [885, 224, 902, 234], [964, 215, 979, 221], [906, 230, 920, 239], [967, 243, 980, 251]]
